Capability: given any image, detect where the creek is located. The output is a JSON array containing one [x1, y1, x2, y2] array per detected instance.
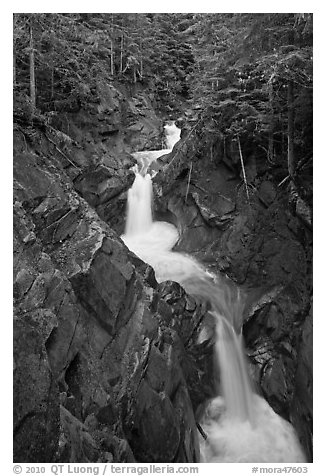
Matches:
[[121, 122, 306, 463]]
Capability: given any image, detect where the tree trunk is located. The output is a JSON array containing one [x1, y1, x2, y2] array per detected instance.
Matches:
[[51, 62, 54, 99], [185, 161, 193, 203], [13, 48, 16, 87], [120, 33, 123, 73], [110, 39, 114, 76], [110, 14, 115, 76], [287, 79, 295, 178], [268, 78, 274, 163], [139, 37, 143, 79], [29, 20, 36, 111], [13, 14, 17, 87], [237, 136, 250, 204]]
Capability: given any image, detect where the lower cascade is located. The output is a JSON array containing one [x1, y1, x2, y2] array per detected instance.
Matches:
[[121, 164, 306, 463]]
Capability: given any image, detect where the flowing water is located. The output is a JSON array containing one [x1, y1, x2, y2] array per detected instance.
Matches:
[[164, 121, 182, 149], [121, 125, 306, 463], [131, 121, 181, 175]]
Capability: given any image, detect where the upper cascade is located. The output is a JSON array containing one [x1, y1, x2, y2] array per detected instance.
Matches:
[[131, 121, 181, 176], [163, 121, 181, 150]]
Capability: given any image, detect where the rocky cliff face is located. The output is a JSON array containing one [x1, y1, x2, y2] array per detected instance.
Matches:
[[13, 133, 208, 463], [154, 134, 313, 461], [15, 81, 163, 234], [13, 82, 207, 463]]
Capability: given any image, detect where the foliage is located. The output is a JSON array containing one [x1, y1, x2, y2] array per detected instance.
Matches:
[[188, 13, 313, 184], [13, 13, 195, 116], [13, 13, 312, 199]]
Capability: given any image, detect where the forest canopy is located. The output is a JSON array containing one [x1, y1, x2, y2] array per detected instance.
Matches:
[[13, 13, 312, 202]]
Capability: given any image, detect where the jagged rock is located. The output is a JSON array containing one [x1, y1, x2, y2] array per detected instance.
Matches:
[[191, 191, 235, 226], [155, 136, 312, 460], [13, 131, 204, 464], [154, 138, 197, 197], [156, 282, 216, 411], [58, 406, 100, 462], [290, 303, 313, 461], [127, 380, 181, 462], [261, 356, 296, 418], [13, 317, 60, 462], [173, 384, 200, 462], [70, 236, 137, 336], [120, 327, 200, 463], [74, 165, 134, 208]]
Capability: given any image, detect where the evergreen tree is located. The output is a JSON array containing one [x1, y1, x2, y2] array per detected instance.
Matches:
[[188, 13, 312, 199], [13, 13, 195, 117]]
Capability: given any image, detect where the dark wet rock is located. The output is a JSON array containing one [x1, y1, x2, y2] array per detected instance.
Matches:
[[243, 283, 312, 456], [120, 326, 201, 463], [74, 164, 134, 208], [122, 92, 164, 152], [258, 180, 277, 207], [124, 380, 181, 462], [290, 303, 313, 461], [156, 193, 223, 256], [13, 317, 60, 463], [58, 406, 100, 462], [171, 195, 216, 252], [48, 82, 163, 159], [154, 135, 312, 461], [15, 81, 163, 238], [191, 191, 235, 226], [154, 138, 197, 197], [156, 282, 216, 411], [14, 128, 204, 463], [261, 355, 296, 418], [70, 237, 137, 337], [173, 384, 201, 462]]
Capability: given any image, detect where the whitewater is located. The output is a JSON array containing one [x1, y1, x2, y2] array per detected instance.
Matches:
[[121, 122, 306, 463]]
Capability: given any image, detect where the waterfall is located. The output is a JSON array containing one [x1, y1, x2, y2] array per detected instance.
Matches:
[[125, 173, 153, 236], [131, 121, 181, 172], [215, 315, 255, 423], [121, 137, 306, 463], [164, 121, 181, 149]]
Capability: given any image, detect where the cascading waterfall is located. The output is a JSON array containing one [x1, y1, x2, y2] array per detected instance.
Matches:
[[131, 121, 181, 171], [125, 174, 153, 236], [164, 121, 182, 149], [121, 128, 306, 463]]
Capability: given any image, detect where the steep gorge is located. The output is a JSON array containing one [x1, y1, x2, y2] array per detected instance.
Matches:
[[14, 74, 312, 464], [14, 81, 203, 463]]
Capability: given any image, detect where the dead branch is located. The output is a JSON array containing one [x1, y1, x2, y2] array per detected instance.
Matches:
[[45, 133, 81, 171], [196, 421, 208, 440], [185, 161, 193, 203], [237, 136, 250, 204], [278, 175, 290, 187]]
